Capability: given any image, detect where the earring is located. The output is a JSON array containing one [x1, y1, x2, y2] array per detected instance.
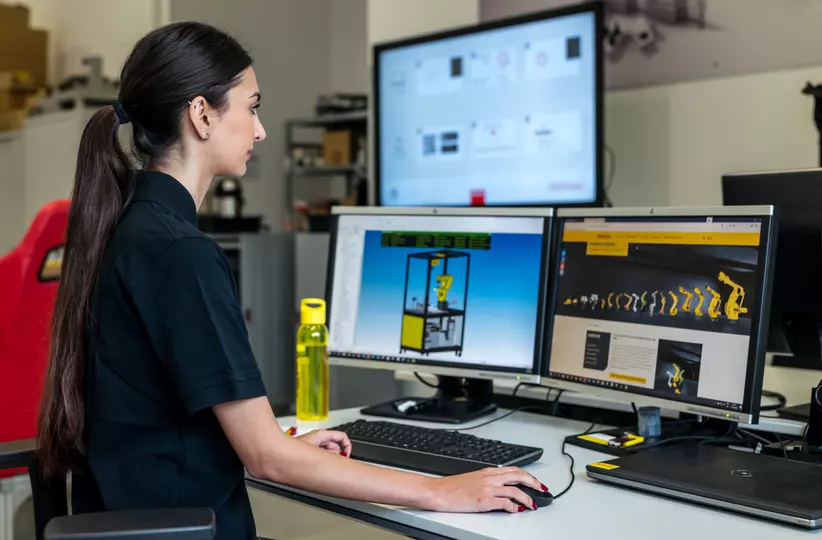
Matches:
[[202, 131, 209, 140]]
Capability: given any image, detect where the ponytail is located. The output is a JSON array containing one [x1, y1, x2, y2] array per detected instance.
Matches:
[[37, 105, 135, 476]]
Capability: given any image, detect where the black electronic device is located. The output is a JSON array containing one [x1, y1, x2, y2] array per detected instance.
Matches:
[[586, 444, 822, 529], [331, 419, 544, 476], [722, 169, 822, 371]]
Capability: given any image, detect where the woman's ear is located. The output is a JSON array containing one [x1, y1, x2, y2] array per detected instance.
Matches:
[[187, 96, 213, 140]]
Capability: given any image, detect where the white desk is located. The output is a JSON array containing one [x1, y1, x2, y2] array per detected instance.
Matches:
[[247, 407, 818, 540]]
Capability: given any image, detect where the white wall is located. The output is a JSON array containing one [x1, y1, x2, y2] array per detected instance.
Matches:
[[366, 0, 479, 59], [606, 65, 821, 207], [329, 0, 368, 94]]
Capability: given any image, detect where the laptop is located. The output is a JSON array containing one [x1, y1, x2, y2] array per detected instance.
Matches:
[[585, 444, 822, 529]]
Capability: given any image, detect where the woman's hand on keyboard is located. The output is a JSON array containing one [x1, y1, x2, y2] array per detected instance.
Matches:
[[429, 466, 545, 513], [297, 429, 353, 457]]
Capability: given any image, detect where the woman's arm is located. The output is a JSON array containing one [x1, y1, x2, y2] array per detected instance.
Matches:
[[214, 397, 545, 513]]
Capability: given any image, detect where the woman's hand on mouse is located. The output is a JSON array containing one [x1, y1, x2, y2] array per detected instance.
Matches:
[[427, 466, 545, 513], [296, 429, 353, 457]]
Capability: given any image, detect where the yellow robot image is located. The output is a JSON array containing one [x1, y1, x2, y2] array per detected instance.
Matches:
[[693, 287, 705, 318], [668, 290, 678, 316], [641, 291, 649, 313], [563, 298, 574, 306], [616, 293, 630, 311], [705, 286, 722, 319], [660, 294, 667, 316], [666, 363, 685, 395], [435, 274, 453, 304], [719, 271, 748, 321], [600, 298, 606, 310], [678, 286, 693, 313], [608, 292, 615, 310]]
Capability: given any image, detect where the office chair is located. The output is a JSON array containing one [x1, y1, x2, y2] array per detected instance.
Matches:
[[0, 440, 215, 539]]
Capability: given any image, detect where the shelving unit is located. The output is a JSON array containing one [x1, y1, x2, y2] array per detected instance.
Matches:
[[284, 112, 368, 231]]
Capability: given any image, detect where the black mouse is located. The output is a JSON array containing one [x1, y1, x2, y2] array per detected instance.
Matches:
[[512, 484, 554, 509]]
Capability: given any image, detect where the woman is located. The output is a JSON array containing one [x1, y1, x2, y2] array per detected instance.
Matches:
[[37, 22, 546, 540]]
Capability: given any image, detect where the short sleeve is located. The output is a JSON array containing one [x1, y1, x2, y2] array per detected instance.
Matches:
[[142, 238, 266, 415]]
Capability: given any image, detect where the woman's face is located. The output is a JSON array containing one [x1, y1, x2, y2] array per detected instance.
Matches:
[[207, 66, 266, 178]]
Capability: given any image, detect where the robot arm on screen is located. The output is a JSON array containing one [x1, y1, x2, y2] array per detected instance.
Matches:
[[705, 286, 722, 320], [718, 271, 748, 321], [665, 362, 686, 394], [668, 290, 678, 316], [435, 274, 453, 310], [678, 286, 693, 313], [694, 287, 705, 318]]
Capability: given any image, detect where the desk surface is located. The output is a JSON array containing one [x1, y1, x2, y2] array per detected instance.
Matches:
[[249, 408, 817, 540]]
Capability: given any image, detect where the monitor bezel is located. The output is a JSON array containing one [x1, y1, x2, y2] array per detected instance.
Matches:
[[543, 205, 778, 425], [325, 206, 556, 384], [372, 0, 605, 208]]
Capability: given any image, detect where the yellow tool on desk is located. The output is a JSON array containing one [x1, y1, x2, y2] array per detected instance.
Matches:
[[576, 431, 645, 449]]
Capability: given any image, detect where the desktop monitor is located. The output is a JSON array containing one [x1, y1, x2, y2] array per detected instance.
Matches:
[[722, 169, 822, 370], [543, 206, 777, 425], [325, 206, 554, 423], [373, 1, 604, 207]]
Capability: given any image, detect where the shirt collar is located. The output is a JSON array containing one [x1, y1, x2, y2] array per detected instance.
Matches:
[[132, 170, 198, 226]]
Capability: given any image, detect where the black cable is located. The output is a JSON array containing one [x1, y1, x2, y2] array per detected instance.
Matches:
[[760, 390, 787, 412], [774, 433, 789, 459], [414, 372, 439, 389], [603, 143, 616, 207], [553, 420, 598, 500], [453, 405, 550, 432], [550, 389, 565, 416]]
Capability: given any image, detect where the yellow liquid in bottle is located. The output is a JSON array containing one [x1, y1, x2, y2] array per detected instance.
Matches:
[[296, 323, 329, 421]]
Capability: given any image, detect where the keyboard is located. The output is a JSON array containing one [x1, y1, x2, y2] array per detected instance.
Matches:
[[331, 419, 544, 476]]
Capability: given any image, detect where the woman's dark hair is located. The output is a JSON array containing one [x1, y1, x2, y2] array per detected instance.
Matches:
[[38, 22, 252, 476]]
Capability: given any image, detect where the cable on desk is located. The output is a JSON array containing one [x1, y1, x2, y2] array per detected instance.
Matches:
[[760, 389, 787, 412], [451, 384, 558, 432], [774, 432, 789, 459], [414, 372, 439, 389], [553, 420, 598, 500]]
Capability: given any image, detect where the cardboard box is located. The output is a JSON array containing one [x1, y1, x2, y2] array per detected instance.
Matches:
[[323, 130, 353, 166], [0, 27, 47, 86], [0, 4, 29, 29]]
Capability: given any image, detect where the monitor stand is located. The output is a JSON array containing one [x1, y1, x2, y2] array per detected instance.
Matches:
[[359, 376, 498, 424]]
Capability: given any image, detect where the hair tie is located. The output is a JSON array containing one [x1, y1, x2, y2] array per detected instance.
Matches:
[[112, 101, 130, 125]]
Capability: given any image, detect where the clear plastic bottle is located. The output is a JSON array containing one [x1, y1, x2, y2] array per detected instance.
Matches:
[[296, 298, 329, 421]]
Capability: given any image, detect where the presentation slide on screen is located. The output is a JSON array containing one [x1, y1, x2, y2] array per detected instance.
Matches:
[[549, 219, 763, 408], [329, 216, 545, 371], [378, 12, 597, 206]]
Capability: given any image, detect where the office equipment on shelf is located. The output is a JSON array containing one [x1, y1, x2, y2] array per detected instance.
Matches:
[[543, 205, 777, 451], [373, 3, 603, 208], [330, 419, 543, 476], [585, 444, 822, 529], [326, 206, 553, 423]]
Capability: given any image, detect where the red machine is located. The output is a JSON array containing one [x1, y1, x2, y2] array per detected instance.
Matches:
[[0, 200, 69, 477]]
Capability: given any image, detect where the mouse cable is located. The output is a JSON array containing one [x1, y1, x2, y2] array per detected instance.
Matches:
[[553, 419, 598, 500], [414, 372, 440, 389], [760, 389, 787, 412], [451, 386, 559, 432]]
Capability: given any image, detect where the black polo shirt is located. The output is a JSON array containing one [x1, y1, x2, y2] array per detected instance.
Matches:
[[84, 170, 267, 540]]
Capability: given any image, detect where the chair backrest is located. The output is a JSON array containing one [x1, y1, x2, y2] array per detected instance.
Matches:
[[0, 200, 69, 477]]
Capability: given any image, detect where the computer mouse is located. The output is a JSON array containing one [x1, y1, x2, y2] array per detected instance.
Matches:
[[511, 484, 554, 509]]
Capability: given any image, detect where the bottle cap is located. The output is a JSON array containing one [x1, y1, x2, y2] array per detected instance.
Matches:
[[300, 298, 326, 325]]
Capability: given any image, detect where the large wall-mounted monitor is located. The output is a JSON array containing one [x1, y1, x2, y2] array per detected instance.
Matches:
[[373, 2, 604, 208], [543, 206, 778, 425]]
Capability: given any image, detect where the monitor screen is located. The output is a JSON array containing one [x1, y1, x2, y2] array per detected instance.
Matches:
[[545, 209, 775, 421], [327, 210, 552, 377], [374, 4, 602, 207]]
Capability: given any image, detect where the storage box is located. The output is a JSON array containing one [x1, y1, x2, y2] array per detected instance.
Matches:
[[0, 28, 47, 86], [0, 109, 25, 131], [0, 4, 29, 29], [323, 130, 354, 166]]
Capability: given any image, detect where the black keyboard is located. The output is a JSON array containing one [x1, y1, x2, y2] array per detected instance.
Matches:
[[331, 419, 544, 476]]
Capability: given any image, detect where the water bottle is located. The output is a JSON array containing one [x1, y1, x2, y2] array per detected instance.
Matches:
[[296, 298, 329, 421]]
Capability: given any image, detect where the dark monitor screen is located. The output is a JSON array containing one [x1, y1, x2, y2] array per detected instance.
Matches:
[[722, 169, 822, 369]]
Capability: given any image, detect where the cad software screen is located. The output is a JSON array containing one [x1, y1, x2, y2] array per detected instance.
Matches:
[[328, 214, 548, 374], [376, 10, 598, 206], [547, 216, 769, 412]]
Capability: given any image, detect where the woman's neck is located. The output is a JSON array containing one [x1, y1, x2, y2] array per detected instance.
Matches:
[[148, 162, 211, 210]]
